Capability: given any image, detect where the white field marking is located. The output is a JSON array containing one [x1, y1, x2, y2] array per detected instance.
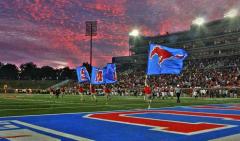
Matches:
[[4, 96, 237, 107], [0, 104, 232, 119], [0, 101, 96, 106], [0, 98, 57, 104], [0, 102, 147, 107], [0, 96, 73, 103], [150, 125, 235, 135], [0, 102, 126, 108], [85, 113, 236, 135], [0, 121, 11, 124], [0, 103, 64, 105], [144, 104, 238, 110], [0, 97, 118, 105], [22, 97, 138, 104], [210, 133, 240, 141], [0, 103, 147, 112], [1, 100, 54, 105], [0, 104, 63, 108], [182, 106, 240, 111], [142, 110, 240, 121], [0, 105, 221, 119], [0, 108, 134, 119], [0, 104, 125, 111], [0, 129, 61, 141], [0, 124, 19, 130], [0, 105, 106, 111], [11, 120, 93, 141]]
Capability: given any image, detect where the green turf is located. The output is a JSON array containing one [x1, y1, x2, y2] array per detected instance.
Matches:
[[0, 94, 239, 117]]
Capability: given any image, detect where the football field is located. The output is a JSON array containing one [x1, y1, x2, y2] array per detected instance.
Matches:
[[0, 94, 240, 141], [0, 94, 240, 117]]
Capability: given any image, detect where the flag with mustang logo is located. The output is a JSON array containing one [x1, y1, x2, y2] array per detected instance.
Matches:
[[76, 66, 90, 82], [147, 44, 188, 75]]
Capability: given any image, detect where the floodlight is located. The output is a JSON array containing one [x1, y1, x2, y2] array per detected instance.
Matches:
[[224, 9, 238, 18], [192, 17, 205, 26], [129, 29, 140, 37]]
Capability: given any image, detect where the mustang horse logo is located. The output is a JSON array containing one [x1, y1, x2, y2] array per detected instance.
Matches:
[[80, 68, 87, 81], [150, 46, 184, 64], [95, 70, 103, 82]]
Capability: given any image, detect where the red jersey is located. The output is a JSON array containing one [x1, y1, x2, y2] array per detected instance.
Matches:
[[91, 87, 96, 94], [144, 86, 152, 95], [105, 88, 111, 93], [79, 87, 84, 93]]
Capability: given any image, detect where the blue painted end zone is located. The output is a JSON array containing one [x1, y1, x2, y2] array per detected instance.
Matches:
[[0, 104, 239, 141]]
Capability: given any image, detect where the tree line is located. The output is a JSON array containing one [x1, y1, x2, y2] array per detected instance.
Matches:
[[0, 62, 91, 80]]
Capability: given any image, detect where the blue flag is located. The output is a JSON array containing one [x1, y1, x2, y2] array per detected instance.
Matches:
[[104, 63, 117, 84], [91, 67, 105, 85], [76, 66, 90, 82], [147, 44, 188, 75]]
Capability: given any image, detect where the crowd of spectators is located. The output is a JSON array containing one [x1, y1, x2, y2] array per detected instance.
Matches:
[[50, 56, 240, 97], [114, 56, 240, 96]]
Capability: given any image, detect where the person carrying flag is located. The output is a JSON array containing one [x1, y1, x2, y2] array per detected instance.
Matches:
[[146, 43, 187, 104], [3, 84, 7, 94], [144, 84, 152, 109], [161, 86, 166, 100], [104, 85, 111, 104], [169, 86, 174, 99], [78, 85, 84, 102], [55, 88, 61, 99], [91, 85, 97, 102], [49, 88, 54, 98], [153, 84, 159, 99], [60, 87, 65, 98]]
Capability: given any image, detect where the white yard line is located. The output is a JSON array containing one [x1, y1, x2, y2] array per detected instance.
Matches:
[[210, 133, 240, 141], [0, 98, 101, 105], [0, 103, 147, 112], [0, 104, 234, 119], [12, 120, 93, 141], [0, 105, 104, 111], [0, 108, 143, 119]]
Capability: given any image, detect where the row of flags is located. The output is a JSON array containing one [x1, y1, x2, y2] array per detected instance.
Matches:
[[76, 43, 188, 84], [76, 63, 117, 85]]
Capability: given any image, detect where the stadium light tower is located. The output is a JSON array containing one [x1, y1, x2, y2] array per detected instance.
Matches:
[[129, 29, 140, 37], [192, 17, 205, 26], [224, 9, 238, 18], [128, 29, 140, 56]]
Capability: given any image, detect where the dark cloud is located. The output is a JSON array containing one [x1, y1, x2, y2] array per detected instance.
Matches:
[[0, 0, 239, 68]]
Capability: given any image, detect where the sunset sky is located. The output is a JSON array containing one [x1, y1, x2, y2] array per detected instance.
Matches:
[[0, 0, 239, 68]]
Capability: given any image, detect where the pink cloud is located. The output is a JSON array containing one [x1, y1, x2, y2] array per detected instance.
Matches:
[[0, 0, 239, 68]]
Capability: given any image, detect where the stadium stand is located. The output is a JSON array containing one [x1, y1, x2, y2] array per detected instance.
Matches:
[[113, 17, 240, 70], [112, 16, 240, 97]]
